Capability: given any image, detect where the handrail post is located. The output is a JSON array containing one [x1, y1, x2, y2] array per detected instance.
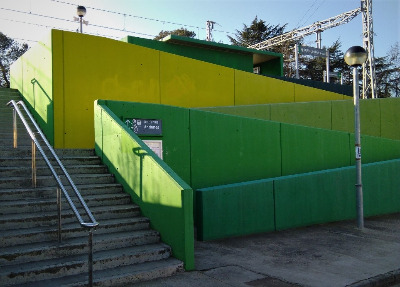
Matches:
[[88, 229, 94, 287], [13, 108, 17, 148], [31, 139, 36, 188], [57, 187, 62, 243]]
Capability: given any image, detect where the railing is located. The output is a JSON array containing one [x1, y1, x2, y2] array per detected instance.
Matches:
[[6, 100, 99, 287]]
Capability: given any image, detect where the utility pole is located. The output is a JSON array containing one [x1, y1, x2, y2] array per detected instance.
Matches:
[[361, 0, 377, 98], [206, 20, 216, 42]]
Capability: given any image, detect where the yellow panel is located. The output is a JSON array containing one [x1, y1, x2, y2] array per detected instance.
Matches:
[[294, 84, 345, 102], [159, 52, 234, 108], [60, 31, 160, 148], [235, 70, 295, 105]]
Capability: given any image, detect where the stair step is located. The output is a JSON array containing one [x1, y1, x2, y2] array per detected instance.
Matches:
[[14, 258, 183, 287], [0, 217, 151, 247], [0, 156, 102, 167], [0, 173, 115, 188], [0, 204, 139, 229], [0, 140, 184, 286], [0, 165, 109, 177], [0, 243, 171, 285], [0, 229, 160, 265], [0, 193, 132, 215], [0, 183, 124, 200]]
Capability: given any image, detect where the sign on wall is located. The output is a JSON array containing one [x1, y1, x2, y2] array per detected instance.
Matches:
[[143, 140, 163, 159], [125, 118, 162, 136]]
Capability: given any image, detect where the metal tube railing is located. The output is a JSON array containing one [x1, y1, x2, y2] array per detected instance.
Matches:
[[7, 100, 98, 287]]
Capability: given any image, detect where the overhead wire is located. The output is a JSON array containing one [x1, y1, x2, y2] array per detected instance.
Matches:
[[50, 0, 234, 36], [0, 7, 155, 38]]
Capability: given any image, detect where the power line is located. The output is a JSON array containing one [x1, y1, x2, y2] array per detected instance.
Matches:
[[50, 0, 234, 36], [0, 17, 130, 42], [0, 7, 155, 38]]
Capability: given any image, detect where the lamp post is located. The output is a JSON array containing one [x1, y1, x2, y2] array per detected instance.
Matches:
[[344, 46, 368, 229], [77, 6, 86, 33]]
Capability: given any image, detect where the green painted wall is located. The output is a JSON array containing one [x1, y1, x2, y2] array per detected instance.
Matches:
[[94, 100, 194, 270], [104, 100, 191, 185], [281, 124, 351, 175], [197, 159, 400, 240], [189, 110, 282, 189], [274, 168, 356, 230], [363, 160, 400, 217], [103, 100, 400, 192], [200, 98, 400, 141], [196, 180, 275, 241]]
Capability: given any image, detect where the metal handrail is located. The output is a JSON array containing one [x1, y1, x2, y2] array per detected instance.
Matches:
[[6, 100, 98, 287]]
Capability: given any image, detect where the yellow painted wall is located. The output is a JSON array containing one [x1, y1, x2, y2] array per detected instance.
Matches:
[[14, 30, 350, 149], [160, 52, 234, 107], [235, 70, 295, 105], [53, 31, 161, 148]]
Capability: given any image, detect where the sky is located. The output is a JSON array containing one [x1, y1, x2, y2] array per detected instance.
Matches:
[[0, 0, 398, 58]]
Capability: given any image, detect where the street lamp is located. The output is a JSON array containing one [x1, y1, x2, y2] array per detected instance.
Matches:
[[344, 46, 367, 229], [77, 6, 86, 33]]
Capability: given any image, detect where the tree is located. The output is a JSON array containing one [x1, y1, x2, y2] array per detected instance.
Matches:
[[154, 27, 196, 41], [228, 16, 287, 47], [375, 43, 400, 98], [0, 32, 28, 88]]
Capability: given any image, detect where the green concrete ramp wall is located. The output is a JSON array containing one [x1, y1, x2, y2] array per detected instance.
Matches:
[[197, 159, 400, 241], [100, 100, 400, 192], [94, 100, 194, 270], [199, 98, 400, 141]]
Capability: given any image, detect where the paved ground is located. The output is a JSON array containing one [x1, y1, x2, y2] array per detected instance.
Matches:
[[135, 213, 400, 287]]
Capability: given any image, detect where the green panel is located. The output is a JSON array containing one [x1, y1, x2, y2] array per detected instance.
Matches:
[[356, 135, 400, 164], [360, 99, 381, 137], [197, 105, 271, 120], [197, 180, 275, 241], [270, 101, 332, 130], [274, 168, 356, 230], [281, 124, 351, 175], [105, 101, 191, 185], [363, 159, 400, 216], [190, 110, 282, 189], [94, 101, 194, 270], [259, 57, 283, 76], [380, 98, 400, 140], [331, 100, 354, 133]]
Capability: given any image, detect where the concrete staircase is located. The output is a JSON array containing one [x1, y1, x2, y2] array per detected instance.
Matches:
[[0, 88, 183, 286]]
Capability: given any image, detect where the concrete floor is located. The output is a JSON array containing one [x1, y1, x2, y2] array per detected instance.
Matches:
[[134, 213, 400, 287]]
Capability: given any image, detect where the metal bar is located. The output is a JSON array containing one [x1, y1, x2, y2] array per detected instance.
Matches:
[[326, 50, 330, 83], [353, 67, 364, 229], [32, 140, 36, 188], [7, 99, 99, 284], [295, 44, 299, 79], [57, 187, 62, 243], [16, 101, 98, 227], [13, 109, 17, 148], [88, 229, 93, 287]]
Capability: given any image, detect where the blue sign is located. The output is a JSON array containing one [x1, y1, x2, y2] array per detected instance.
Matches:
[[125, 118, 162, 136]]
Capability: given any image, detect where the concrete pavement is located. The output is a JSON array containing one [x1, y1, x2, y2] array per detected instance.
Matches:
[[134, 213, 400, 287]]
